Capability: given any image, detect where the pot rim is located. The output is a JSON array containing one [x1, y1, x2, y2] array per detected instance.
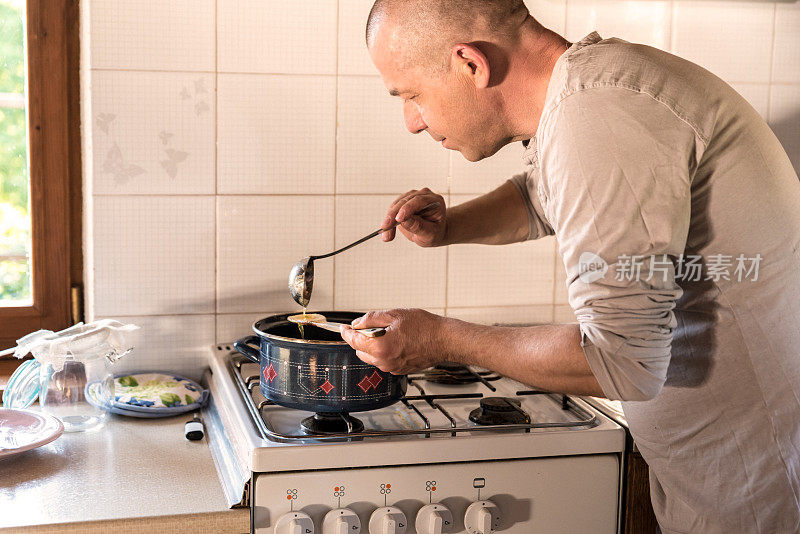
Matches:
[[251, 311, 354, 346]]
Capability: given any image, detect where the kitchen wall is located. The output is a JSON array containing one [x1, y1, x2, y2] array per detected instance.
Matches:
[[82, 0, 800, 378]]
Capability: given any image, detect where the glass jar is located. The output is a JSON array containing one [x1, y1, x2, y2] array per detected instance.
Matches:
[[38, 350, 115, 432]]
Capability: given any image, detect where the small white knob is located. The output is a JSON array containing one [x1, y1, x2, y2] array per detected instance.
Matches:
[[368, 507, 408, 534], [323, 508, 361, 534], [275, 511, 314, 534], [464, 501, 501, 534], [415, 504, 453, 534]]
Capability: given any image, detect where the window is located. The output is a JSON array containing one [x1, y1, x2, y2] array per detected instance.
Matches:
[[0, 0, 81, 351], [0, 0, 32, 306]]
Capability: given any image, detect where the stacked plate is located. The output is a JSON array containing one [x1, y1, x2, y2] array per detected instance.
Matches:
[[85, 372, 208, 418]]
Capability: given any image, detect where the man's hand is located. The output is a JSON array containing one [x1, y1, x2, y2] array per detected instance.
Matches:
[[340, 308, 445, 374], [381, 188, 447, 246]]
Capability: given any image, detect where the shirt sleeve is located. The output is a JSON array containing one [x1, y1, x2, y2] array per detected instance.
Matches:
[[509, 165, 555, 241], [540, 87, 699, 401]]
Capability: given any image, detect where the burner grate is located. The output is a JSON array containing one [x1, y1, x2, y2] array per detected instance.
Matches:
[[229, 354, 599, 442]]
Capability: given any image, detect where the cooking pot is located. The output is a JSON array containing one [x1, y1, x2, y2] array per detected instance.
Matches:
[[233, 311, 407, 413]]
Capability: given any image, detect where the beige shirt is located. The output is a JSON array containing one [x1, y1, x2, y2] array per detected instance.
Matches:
[[511, 32, 800, 533]]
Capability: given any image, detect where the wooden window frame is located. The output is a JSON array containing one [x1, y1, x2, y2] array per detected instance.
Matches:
[[0, 0, 82, 351]]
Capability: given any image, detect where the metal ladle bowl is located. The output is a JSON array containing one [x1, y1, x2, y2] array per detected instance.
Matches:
[[289, 257, 314, 308], [288, 201, 440, 308]]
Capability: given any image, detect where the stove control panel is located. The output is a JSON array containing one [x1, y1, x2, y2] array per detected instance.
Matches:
[[275, 511, 315, 534], [323, 508, 361, 533], [463, 501, 501, 534], [369, 507, 408, 534], [253, 454, 619, 533], [415, 504, 453, 534]]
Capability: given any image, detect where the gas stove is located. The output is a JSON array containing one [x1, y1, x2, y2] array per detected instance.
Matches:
[[203, 345, 625, 533]]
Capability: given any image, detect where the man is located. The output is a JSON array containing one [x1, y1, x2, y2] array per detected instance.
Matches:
[[339, 0, 800, 532]]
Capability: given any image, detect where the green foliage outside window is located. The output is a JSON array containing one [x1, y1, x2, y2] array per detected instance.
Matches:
[[0, 0, 32, 303]]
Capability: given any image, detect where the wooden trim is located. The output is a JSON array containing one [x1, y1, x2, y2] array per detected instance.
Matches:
[[0, 0, 81, 350]]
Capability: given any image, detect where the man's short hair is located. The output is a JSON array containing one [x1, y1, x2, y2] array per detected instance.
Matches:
[[366, 0, 530, 73]]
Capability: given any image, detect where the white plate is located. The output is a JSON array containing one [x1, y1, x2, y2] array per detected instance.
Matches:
[[0, 407, 64, 458]]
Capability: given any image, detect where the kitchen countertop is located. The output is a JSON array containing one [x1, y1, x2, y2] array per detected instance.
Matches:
[[0, 410, 249, 533]]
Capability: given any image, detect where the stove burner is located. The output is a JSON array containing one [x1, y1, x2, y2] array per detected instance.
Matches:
[[469, 397, 531, 426], [301, 412, 365, 435], [424, 362, 482, 384]]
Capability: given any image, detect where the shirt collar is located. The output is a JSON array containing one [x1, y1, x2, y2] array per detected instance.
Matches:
[[521, 31, 603, 165]]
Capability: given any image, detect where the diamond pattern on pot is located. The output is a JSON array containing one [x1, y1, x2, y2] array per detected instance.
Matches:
[[263, 363, 278, 383], [357, 374, 373, 393], [320, 379, 335, 394], [368, 370, 383, 389]]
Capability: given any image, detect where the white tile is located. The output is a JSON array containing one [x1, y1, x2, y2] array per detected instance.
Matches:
[[566, 0, 671, 50], [553, 304, 577, 323], [526, 0, 567, 34], [445, 306, 554, 325], [90, 0, 214, 70], [216, 312, 271, 344], [773, 3, 800, 83], [95, 314, 215, 382], [451, 142, 529, 194], [673, 1, 774, 83], [217, 196, 335, 313], [217, 74, 336, 194], [339, 0, 377, 76], [447, 238, 556, 307], [217, 0, 337, 74], [447, 195, 556, 307], [554, 249, 569, 304], [769, 84, 800, 177], [729, 83, 770, 120], [334, 196, 447, 310], [93, 197, 215, 316], [336, 76, 450, 194], [91, 71, 215, 195]]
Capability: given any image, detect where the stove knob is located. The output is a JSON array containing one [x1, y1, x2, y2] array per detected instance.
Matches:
[[464, 501, 501, 534], [368, 506, 408, 534], [415, 504, 453, 534], [275, 511, 315, 534], [323, 508, 361, 534]]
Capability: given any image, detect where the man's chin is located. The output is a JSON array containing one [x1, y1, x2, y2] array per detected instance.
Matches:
[[455, 147, 488, 163]]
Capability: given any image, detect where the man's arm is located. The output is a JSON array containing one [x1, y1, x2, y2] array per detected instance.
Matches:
[[439, 318, 605, 396], [382, 168, 553, 247], [341, 309, 604, 396], [441, 178, 550, 245]]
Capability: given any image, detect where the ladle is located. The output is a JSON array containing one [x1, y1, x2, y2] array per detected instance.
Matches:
[[288, 201, 440, 307]]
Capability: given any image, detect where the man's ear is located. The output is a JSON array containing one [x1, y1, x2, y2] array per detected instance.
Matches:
[[451, 43, 491, 89]]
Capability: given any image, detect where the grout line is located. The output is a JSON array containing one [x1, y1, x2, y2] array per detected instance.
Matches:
[[214, 0, 220, 323], [332, 0, 341, 310], [669, 1, 677, 55], [92, 191, 462, 198], [90, 67, 382, 78], [100, 304, 559, 320], [444, 193, 451, 315], [766, 3, 778, 120]]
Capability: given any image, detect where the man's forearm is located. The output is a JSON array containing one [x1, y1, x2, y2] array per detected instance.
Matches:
[[441, 180, 530, 246], [437, 317, 605, 397]]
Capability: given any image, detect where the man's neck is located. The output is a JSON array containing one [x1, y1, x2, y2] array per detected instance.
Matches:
[[501, 22, 570, 142]]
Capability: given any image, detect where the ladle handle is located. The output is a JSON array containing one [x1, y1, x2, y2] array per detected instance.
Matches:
[[312, 322, 387, 338], [311, 201, 440, 261]]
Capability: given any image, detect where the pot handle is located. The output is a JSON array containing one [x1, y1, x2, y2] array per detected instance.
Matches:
[[233, 335, 261, 364]]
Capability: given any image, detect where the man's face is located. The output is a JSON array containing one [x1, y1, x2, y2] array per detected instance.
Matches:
[[369, 36, 506, 162]]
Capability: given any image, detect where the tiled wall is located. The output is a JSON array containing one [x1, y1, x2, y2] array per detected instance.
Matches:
[[83, 0, 800, 378]]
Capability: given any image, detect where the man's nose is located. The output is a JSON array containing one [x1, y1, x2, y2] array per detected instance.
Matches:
[[403, 101, 426, 134]]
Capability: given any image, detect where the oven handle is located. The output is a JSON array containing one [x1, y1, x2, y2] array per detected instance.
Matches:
[[233, 335, 261, 364]]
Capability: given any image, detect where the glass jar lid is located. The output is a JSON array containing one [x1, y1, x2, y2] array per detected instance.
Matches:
[[3, 359, 41, 409]]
